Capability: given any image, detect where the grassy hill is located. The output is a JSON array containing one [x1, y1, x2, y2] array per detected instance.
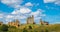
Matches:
[[0, 24, 60, 32]]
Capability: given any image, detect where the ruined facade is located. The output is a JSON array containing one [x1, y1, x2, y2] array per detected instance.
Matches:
[[8, 19, 20, 28], [40, 19, 49, 25], [0, 22, 3, 25], [27, 15, 34, 24]]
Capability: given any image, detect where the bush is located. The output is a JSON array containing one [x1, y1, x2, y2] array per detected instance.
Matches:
[[45, 28, 48, 32], [1, 24, 9, 32], [40, 30, 44, 32], [29, 26, 32, 29], [23, 28, 28, 32]]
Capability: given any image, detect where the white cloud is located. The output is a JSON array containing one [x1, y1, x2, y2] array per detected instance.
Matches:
[[0, 14, 4, 18], [1, 0, 23, 8], [6, 15, 14, 19], [1, 0, 23, 5], [44, 0, 56, 3], [54, 22, 60, 24], [13, 15, 26, 19], [12, 8, 45, 20], [4, 15, 14, 22], [12, 7, 31, 14], [31, 9, 46, 20], [43, 0, 60, 5], [19, 15, 27, 19], [31, 10, 40, 17], [31, 9, 45, 17], [35, 17, 41, 20], [11, 10, 20, 14], [10, 4, 21, 9], [25, 2, 33, 6], [20, 7, 31, 14], [55, 1, 60, 5]]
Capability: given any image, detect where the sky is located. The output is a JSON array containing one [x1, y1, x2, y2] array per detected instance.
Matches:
[[0, 0, 60, 24]]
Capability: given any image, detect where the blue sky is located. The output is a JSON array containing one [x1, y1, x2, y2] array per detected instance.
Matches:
[[0, 0, 60, 24]]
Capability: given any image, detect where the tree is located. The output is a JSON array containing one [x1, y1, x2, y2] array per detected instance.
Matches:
[[29, 26, 32, 29], [1, 24, 9, 32], [23, 28, 28, 32]]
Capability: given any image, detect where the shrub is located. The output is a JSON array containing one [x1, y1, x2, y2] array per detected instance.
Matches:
[[45, 28, 48, 32], [23, 28, 28, 32], [1, 24, 9, 32], [29, 26, 32, 29], [41, 30, 44, 32]]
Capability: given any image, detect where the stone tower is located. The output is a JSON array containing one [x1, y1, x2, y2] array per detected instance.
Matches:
[[40, 19, 44, 25], [40, 19, 49, 25], [27, 15, 34, 24]]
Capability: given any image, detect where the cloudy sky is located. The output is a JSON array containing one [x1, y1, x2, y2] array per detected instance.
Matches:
[[0, 0, 60, 24]]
